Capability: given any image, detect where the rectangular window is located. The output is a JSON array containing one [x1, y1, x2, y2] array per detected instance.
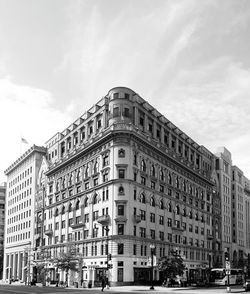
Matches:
[[150, 213, 155, 223], [124, 107, 130, 117], [140, 210, 146, 221], [93, 178, 98, 186], [118, 169, 125, 179], [150, 229, 155, 239], [159, 215, 164, 225], [61, 220, 65, 228], [118, 205, 124, 216], [118, 243, 124, 255], [133, 244, 137, 255], [84, 214, 89, 223], [113, 107, 120, 117], [140, 227, 146, 238], [84, 230, 89, 239], [118, 224, 124, 235], [93, 211, 99, 221]]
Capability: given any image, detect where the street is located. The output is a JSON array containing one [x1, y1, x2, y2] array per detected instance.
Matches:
[[0, 284, 246, 294]]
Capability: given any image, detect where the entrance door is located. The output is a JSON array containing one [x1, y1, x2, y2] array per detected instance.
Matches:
[[117, 268, 123, 282]]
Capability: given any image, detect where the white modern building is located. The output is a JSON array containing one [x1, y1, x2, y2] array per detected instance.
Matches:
[[3, 145, 46, 283]]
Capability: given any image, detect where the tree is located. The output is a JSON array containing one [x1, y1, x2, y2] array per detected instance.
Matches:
[[157, 250, 185, 280], [54, 247, 78, 287]]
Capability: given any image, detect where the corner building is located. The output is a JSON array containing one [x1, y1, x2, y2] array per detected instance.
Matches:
[[39, 87, 215, 286]]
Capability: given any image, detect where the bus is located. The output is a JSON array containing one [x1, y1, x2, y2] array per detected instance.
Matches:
[[210, 268, 244, 285]]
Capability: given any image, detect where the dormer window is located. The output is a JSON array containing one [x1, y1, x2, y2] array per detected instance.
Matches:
[[113, 93, 119, 99]]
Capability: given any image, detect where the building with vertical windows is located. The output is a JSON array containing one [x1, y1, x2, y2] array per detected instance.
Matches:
[[215, 147, 232, 264], [33, 87, 216, 286], [244, 177, 250, 276], [0, 182, 6, 279], [231, 166, 245, 267], [3, 145, 46, 283]]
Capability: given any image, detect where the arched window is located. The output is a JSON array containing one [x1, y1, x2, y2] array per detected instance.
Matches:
[[151, 165, 155, 177], [195, 213, 199, 221], [176, 177, 180, 189], [141, 159, 146, 172], [85, 164, 90, 178], [183, 181, 186, 192], [159, 169, 164, 181], [93, 161, 99, 174], [62, 178, 66, 189], [195, 188, 199, 197], [139, 193, 146, 204], [68, 173, 73, 186], [56, 182, 59, 192], [189, 210, 193, 219], [176, 205, 180, 215], [168, 173, 172, 185], [68, 203, 72, 212], [75, 200, 80, 210], [133, 153, 137, 165], [201, 214, 204, 222], [61, 206, 65, 215], [159, 200, 164, 209], [93, 194, 98, 205], [76, 169, 81, 182], [150, 197, 155, 207], [168, 202, 172, 212], [84, 197, 88, 207], [182, 207, 186, 217]]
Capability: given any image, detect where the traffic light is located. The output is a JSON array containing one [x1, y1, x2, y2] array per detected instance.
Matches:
[[225, 251, 229, 261], [108, 253, 112, 260]]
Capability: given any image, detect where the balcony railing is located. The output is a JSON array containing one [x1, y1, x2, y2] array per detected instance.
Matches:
[[44, 229, 53, 236], [70, 221, 85, 229], [133, 215, 141, 223], [172, 225, 185, 232], [97, 214, 110, 226]]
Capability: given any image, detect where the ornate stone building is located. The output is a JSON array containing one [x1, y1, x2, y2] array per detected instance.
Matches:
[[34, 87, 216, 286]]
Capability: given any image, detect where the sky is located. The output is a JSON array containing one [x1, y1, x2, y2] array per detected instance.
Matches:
[[0, 0, 250, 184]]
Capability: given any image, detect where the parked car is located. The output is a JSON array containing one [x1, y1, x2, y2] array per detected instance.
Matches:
[[243, 279, 250, 292]]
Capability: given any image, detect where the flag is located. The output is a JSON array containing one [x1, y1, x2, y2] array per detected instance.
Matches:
[[21, 138, 28, 144]]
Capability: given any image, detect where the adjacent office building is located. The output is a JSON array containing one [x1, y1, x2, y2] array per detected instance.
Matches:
[[3, 145, 46, 282], [0, 183, 6, 279]]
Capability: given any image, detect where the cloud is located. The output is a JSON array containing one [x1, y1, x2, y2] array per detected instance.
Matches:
[[153, 57, 250, 178], [0, 77, 74, 183]]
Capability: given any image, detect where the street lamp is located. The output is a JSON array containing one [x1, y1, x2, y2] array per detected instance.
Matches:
[[149, 244, 155, 290]]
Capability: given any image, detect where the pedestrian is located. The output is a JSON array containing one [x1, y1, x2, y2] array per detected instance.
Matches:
[[101, 278, 105, 291]]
